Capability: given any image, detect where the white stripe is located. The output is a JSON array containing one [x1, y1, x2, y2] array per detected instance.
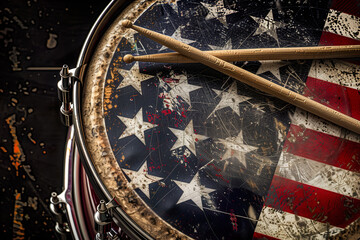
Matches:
[[256, 8, 360, 240], [290, 108, 360, 143], [308, 60, 360, 90], [255, 206, 342, 239], [276, 152, 360, 199], [324, 9, 360, 41]]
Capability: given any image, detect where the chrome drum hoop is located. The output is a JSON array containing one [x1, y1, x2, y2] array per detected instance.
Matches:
[[71, 0, 154, 239]]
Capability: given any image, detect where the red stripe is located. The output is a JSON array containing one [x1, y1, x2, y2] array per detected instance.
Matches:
[[283, 125, 360, 172], [265, 175, 360, 228], [319, 31, 360, 46], [253, 232, 280, 240], [319, 19, 360, 65], [304, 77, 360, 121], [330, 0, 360, 17]]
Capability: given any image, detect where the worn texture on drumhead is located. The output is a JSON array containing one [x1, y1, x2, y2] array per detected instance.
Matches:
[[81, 0, 360, 239], [82, 0, 189, 239]]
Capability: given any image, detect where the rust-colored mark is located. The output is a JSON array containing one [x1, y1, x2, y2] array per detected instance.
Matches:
[[104, 66, 121, 115], [13, 191, 26, 239], [27, 196, 38, 211], [23, 165, 35, 181], [27, 133, 36, 144], [120, 154, 125, 163], [0, 146, 7, 152], [6, 114, 25, 176], [274, 118, 287, 140]]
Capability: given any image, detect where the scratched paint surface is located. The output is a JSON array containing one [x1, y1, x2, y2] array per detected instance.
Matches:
[[99, 0, 359, 239], [0, 0, 107, 238]]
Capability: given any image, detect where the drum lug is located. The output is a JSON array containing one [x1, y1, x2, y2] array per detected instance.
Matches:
[[107, 228, 120, 240], [50, 192, 71, 237], [57, 64, 86, 127], [94, 199, 121, 240]]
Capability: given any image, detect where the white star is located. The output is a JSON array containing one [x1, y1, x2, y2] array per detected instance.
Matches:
[[123, 28, 137, 46], [209, 82, 251, 117], [117, 62, 154, 95], [160, 25, 195, 51], [158, 71, 201, 109], [173, 172, 216, 210], [217, 130, 257, 168], [256, 60, 290, 80], [208, 38, 233, 51], [251, 10, 286, 45], [201, 0, 238, 26], [118, 108, 157, 145], [122, 161, 163, 198], [169, 120, 208, 156]]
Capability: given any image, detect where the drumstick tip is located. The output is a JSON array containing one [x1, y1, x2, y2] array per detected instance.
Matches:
[[121, 20, 133, 28], [123, 54, 135, 63]]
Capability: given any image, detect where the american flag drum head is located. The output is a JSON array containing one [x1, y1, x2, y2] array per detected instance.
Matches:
[[81, 0, 360, 239]]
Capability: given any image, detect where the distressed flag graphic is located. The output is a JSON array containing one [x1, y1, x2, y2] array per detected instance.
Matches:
[[102, 0, 360, 239], [254, 0, 360, 239]]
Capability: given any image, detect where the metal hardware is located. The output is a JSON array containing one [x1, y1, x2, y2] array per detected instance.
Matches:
[[57, 64, 86, 127], [57, 64, 72, 126], [107, 228, 120, 240], [50, 192, 71, 237], [53, 1, 152, 238], [94, 199, 120, 240], [49, 127, 88, 240]]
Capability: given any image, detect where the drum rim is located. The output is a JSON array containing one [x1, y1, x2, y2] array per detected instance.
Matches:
[[74, 0, 192, 238], [72, 1, 360, 239], [72, 0, 155, 239]]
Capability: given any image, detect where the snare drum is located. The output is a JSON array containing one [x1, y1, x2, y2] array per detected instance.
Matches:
[[52, 0, 360, 239]]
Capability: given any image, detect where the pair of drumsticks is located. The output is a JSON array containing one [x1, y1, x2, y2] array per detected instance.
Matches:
[[121, 20, 360, 134]]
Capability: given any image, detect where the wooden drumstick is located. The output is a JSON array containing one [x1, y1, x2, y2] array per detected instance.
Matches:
[[123, 45, 360, 63], [121, 20, 360, 134]]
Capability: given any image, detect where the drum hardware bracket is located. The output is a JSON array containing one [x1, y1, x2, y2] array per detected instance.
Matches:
[[94, 198, 121, 240], [107, 228, 120, 240], [57, 64, 86, 127], [50, 192, 71, 238]]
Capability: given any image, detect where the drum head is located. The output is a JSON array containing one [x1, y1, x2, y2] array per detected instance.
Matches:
[[81, 0, 360, 239]]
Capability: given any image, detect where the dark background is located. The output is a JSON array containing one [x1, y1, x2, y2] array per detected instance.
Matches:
[[0, 0, 108, 239]]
